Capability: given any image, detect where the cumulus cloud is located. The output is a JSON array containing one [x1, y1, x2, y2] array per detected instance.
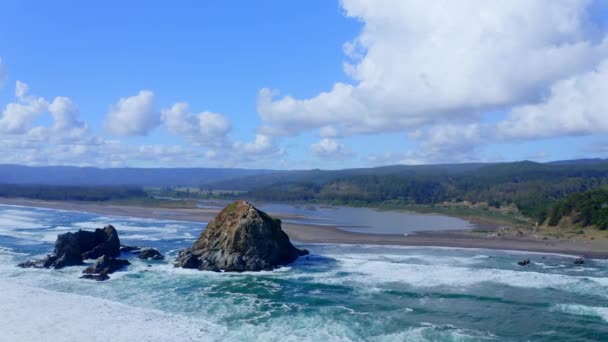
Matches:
[[319, 125, 341, 138], [198, 112, 231, 144], [161, 102, 232, 146], [497, 59, 608, 139], [0, 81, 48, 134], [418, 123, 482, 157], [104, 90, 159, 136], [310, 138, 350, 159], [49, 97, 86, 132], [233, 134, 276, 154], [255, 0, 608, 162], [0, 77, 283, 167]]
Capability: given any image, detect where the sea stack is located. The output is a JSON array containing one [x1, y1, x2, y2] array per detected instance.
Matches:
[[175, 200, 308, 272]]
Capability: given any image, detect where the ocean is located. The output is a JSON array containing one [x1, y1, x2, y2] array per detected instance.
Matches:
[[0, 204, 607, 341]]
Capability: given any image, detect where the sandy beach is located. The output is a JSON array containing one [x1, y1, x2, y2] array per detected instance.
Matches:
[[1, 198, 607, 258]]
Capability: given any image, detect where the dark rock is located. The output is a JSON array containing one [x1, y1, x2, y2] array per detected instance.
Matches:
[[517, 258, 531, 266], [175, 248, 200, 269], [18, 225, 121, 269], [574, 258, 584, 265], [83, 255, 130, 275], [80, 273, 110, 281], [120, 244, 141, 253], [79, 225, 121, 260], [136, 248, 165, 260], [18, 255, 57, 269], [174, 200, 308, 272]]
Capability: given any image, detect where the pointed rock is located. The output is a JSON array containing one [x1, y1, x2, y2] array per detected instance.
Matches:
[[175, 200, 308, 272]]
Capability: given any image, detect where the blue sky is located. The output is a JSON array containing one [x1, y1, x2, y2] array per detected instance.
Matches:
[[0, 1, 607, 168]]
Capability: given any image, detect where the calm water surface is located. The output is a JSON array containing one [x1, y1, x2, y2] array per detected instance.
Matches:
[[199, 201, 474, 234]]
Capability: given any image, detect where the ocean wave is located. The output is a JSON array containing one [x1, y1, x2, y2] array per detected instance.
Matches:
[[379, 323, 497, 341], [0, 280, 223, 341], [312, 254, 608, 297], [552, 304, 608, 322]]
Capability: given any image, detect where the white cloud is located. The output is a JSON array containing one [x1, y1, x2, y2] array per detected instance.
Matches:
[[161, 102, 231, 146], [257, 0, 608, 141], [233, 134, 275, 154], [319, 125, 341, 138], [104, 90, 159, 136], [49, 97, 86, 132], [15, 80, 29, 99], [389, 123, 484, 164], [497, 59, 608, 139], [310, 138, 349, 158], [161, 102, 198, 136], [0, 77, 284, 167], [0, 81, 48, 134], [198, 111, 231, 144]]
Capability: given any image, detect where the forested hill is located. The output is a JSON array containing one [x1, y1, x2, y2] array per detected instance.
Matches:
[[209, 160, 608, 224], [3, 160, 608, 225]]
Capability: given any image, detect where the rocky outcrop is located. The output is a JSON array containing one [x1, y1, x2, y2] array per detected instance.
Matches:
[[18, 225, 121, 269], [175, 200, 308, 272], [136, 248, 165, 260], [82, 255, 130, 276], [517, 258, 531, 266]]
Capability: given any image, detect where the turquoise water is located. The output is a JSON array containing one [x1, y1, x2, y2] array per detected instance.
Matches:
[[0, 204, 607, 341]]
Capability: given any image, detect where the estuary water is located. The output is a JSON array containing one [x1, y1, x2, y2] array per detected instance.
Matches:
[[0, 204, 607, 341], [199, 201, 475, 234]]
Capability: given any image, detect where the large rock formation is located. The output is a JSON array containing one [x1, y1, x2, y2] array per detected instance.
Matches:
[[175, 200, 308, 272], [18, 225, 121, 269]]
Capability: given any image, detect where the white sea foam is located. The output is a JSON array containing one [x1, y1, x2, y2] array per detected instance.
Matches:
[[552, 304, 608, 322], [310, 253, 608, 297], [380, 323, 497, 341], [0, 280, 223, 341]]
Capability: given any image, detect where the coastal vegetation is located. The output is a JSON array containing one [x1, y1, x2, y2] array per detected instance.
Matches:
[[238, 161, 608, 226], [547, 188, 608, 230], [1, 160, 608, 232]]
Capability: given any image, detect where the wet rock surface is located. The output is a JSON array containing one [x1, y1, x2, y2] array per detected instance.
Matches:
[[175, 200, 308, 272], [18, 225, 120, 269]]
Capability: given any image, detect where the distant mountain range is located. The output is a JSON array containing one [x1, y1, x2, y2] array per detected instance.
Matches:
[[0, 164, 272, 187], [0, 158, 606, 188]]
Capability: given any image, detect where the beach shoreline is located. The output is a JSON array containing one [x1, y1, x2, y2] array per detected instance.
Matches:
[[1, 198, 607, 259]]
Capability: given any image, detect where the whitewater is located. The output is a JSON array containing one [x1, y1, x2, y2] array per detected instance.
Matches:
[[0, 204, 607, 341]]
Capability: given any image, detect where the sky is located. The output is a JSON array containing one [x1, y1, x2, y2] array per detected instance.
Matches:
[[0, 0, 607, 169]]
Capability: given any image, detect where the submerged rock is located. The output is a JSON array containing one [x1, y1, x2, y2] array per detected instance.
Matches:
[[175, 200, 308, 272], [83, 255, 130, 276], [80, 273, 110, 281], [574, 258, 584, 265], [18, 225, 121, 269], [517, 258, 531, 266], [136, 248, 165, 260], [119, 244, 141, 253]]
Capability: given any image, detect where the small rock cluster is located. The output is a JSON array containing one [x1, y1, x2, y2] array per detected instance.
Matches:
[[18, 225, 163, 281], [517, 257, 585, 266]]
